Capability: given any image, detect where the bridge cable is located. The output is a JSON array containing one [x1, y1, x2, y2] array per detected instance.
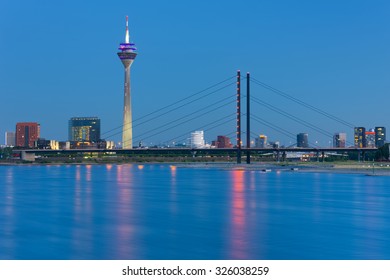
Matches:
[[101, 75, 236, 137], [133, 98, 236, 143], [250, 77, 355, 128], [105, 81, 237, 145]]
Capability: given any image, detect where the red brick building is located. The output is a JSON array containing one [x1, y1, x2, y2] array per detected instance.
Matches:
[[213, 135, 233, 148], [15, 122, 40, 147]]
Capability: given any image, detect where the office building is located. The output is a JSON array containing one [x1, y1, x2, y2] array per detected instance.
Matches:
[[333, 132, 346, 148], [365, 129, 376, 148], [375, 127, 386, 147], [68, 117, 101, 142], [354, 127, 366, 148], [214, 135, 233, 148], [297, 133, 309, 148], [5, 132, 15, 147], [118, 16, 137, 149], [190, 131, 205, 148], [270, 141, 280, 148], [255, 135, 267, 148], [15, 122, 40, 147]]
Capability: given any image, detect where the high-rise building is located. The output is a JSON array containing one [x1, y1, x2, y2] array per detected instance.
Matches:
[[365, 129, 376, 148], [270, 141, 280, 148], [215, 135, 233, 148], [375, 127, 386, 147], [15, 122, 40, 147], [354, 127, 366, 148], [255, 135, 267, 148], [297, 133, 309, 148], [117, 16, 137, 149], [333, 132, 346, 148], [5, 132, 15, 147], [68, 117, 101, 142], [190, 131, 205, 148]]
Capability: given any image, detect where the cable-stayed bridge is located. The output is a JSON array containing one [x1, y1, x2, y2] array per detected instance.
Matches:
[[18, 71, 378, 163]]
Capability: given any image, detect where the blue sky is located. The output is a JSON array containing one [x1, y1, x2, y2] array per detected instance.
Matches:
[[1, 0, 389, 147]]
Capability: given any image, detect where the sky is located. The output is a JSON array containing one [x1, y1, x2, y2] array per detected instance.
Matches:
[[1, 0, 389, 147]]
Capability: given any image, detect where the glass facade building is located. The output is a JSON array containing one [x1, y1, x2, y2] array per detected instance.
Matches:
[[68, 117, 101, 142], [297, 133, 309, 148], [255, 135, 268, 148], [354, 127, 366, 148], [365, 130, 376, 148], [375, 127, 386, 148], [333, 132, 346, 148]]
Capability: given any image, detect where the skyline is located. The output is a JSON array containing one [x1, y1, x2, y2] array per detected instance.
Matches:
[[4, 118, 387, 149], [1, 0, 389, 146]]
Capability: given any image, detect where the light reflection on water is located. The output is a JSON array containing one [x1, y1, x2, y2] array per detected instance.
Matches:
[[230, 170, 247, 259], [1, 164, 390, 259]]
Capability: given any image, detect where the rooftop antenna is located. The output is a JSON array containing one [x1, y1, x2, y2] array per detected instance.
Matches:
[[125, 15, 130, 44]]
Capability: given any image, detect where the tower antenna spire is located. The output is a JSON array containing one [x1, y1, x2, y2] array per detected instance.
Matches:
[[118, 16, 137, 149], [125, 15, 130, 43]]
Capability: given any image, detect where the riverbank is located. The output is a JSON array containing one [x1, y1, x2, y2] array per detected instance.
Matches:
[[1, 159, 390, 176], [175, 161, 390, 176]]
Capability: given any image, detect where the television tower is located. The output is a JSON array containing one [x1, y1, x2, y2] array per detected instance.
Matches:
[[117, 16, 137, 149]]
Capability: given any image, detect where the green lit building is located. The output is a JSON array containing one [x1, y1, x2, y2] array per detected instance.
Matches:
[[68, 117, 101, 143]]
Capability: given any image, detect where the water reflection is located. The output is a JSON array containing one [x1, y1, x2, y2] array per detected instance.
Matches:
[[117, 164, 133, 184], [85, 164, 92, 181], [351, 177, 386, 258], [115, 164, 135, 258], [229, 170, 247, 259], [311, 173, 322, 222], [170, 165, 177, 214], [73, 166, 82, 216], [3, 168, 15, 257], [2, 165, 390, 260], [5, 168, 14, 216], [71, 165, 94, 258]]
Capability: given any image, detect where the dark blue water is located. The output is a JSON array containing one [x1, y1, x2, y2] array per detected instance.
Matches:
[[1, 164, 390, 260]]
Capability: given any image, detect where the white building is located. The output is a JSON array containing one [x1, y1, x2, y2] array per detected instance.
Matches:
[[106, 141, 115, 149], [50, 140, 59, 150], [5, 132, 15, 147], [190, 131, 205, 148]]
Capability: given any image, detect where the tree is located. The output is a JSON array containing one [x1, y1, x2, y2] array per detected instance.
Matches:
[[376, 143, 389, 161], [0, 147, 13, 160]]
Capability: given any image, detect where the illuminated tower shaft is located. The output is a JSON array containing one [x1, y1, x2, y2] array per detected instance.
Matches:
[[117, 16, 137, 149]]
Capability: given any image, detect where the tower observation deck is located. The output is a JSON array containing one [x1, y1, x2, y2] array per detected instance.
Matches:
[[117, 16, 137, 149]]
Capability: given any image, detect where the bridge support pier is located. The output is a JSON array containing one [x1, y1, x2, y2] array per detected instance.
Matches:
[[321, 151, 325, 162], [246, 72, 251, 164], [21, 151, 35, 162], [236, 70, 241, 164], [282, 151, 286, 162], [358, 151, 361, 162], [276, 151, 280, 162], [316, 151, 320, 162]]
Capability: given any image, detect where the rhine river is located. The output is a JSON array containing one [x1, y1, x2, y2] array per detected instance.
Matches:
[[1, 163, 390, 260]]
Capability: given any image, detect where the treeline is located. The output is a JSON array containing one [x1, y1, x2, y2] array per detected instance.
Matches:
[[376, 143, 390, 161], [0, 147, 13, 159]]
